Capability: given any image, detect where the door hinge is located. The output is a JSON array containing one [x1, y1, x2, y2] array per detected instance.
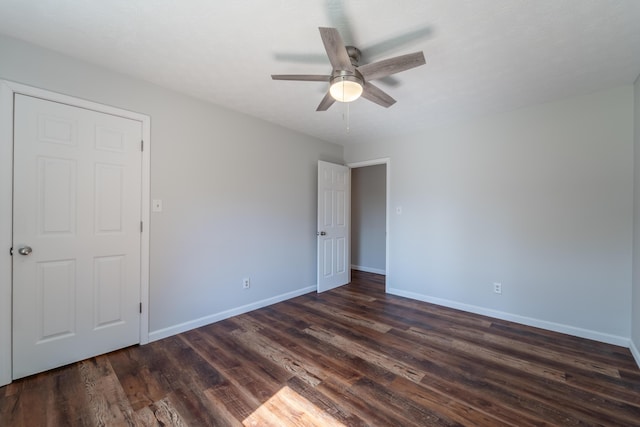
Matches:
[[141, 140, 144, 152], [9, 247, 13, 256], [139, 302, 142, 314], [140, 221, 143, 233]]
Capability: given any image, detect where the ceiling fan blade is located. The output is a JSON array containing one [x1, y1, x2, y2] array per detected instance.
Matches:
[[271, 74, 331, 82], [361, 82, 396, 108], [357, 52, 425, 81], [326, 0, 356, 46], [319, 27, 354, 72], [316, 91, 336, 111], [362, 26, 432, 59]]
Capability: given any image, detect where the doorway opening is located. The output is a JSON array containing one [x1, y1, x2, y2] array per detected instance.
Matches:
[[348, 159, 389, 280]]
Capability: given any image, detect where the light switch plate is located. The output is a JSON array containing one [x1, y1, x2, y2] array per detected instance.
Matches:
[[152, 199, 162, 212]]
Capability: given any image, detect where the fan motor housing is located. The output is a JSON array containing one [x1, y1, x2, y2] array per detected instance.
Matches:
[[330, 69, 364, 86], [345, 46, 362, 66]]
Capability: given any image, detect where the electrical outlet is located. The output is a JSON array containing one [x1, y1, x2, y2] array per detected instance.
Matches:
[[242, 278, 250, 289], [493, 282, 502, 294]]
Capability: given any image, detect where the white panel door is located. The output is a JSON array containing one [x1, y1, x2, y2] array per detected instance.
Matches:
[[12, 94, 142, 379], [317, 161, 350, 292]]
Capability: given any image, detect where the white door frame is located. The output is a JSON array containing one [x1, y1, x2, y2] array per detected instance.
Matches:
[[0, 80, 151, 386], [347, 158, 391, 285]]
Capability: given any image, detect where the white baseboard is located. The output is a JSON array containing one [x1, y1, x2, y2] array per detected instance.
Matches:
[[631, 339, 640, 369], [351, 265, 386, 275], [387, 287, 630, 347], [148, 285, 315, 342]]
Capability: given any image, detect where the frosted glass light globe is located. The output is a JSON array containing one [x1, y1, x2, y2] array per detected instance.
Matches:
[[329, 78, 363, 102]]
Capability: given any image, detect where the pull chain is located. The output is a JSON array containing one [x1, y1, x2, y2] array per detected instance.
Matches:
[[338, 79, 351, 133], [341, 102, 351, 132], [346, 101, 350, 132]]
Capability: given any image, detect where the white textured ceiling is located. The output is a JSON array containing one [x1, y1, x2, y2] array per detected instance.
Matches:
[[0, 0, 639, 145]]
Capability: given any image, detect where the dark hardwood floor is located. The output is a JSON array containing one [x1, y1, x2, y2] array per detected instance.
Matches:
[[2, 270, 640, 426]]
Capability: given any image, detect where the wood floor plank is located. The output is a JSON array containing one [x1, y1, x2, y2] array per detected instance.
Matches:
[[302, 299, 394, 333], [146, 397, 187, 427], [204, 381, 260, 424], [387, 324, 619, 424], [51, 362, 95, 426], [108, 346, 168, 411], [182, 328, 243, 372], [230, 327, 323, 387], [254, 308, 397, 386], [400, 323, 637, 424], [360, 290, 494, 329], [315, 376, 419, 427], [284, 376, 367, 426], [245, 384, 347, 427], [1, 372, 56, 426], [131, 405, 162, 427], [160, 388, 225, 427], [304, 324, 426, 384], [435, 323, 622, 378], [489, 320, 637, 367], [77, 356, 136, 426], [2, 270, 639, 426], [201, 387, 247, 427], [350, 376, 463, 426], [247, 310, 366, 386], [388, 376, 511, 427], [200, 322, 294, 389], [406, 325, 568, 382], [158, 335, 226, 391]]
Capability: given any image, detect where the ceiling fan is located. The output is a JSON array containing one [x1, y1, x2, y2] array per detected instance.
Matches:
[[271, 27, 426, 111]]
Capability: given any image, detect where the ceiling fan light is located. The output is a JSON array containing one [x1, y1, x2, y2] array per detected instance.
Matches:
[[329, 77, 363, 102]]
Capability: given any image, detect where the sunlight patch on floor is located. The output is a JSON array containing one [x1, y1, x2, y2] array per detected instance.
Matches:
[[243, 386, 345, 427]]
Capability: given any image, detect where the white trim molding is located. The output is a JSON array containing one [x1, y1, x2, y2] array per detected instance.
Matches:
[[149, 285, 316, 342], [0, 81, 14, 386], [387, 287, 631, 348], [351, 264, 386, 275], [0, 80, 151, 386], [631, 339, 640, 369]]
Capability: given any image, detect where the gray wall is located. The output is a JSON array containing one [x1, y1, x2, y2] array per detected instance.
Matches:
[[0, 35, 343, 337], [1, 33, 638, 366], [351, 164, 386, 273], [633, 75, 640, 363], [346, 86, 634, 344]]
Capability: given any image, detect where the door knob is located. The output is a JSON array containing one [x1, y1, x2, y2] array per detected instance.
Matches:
[[18, 246, 32, 256], [317, 231, 326, 236]]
